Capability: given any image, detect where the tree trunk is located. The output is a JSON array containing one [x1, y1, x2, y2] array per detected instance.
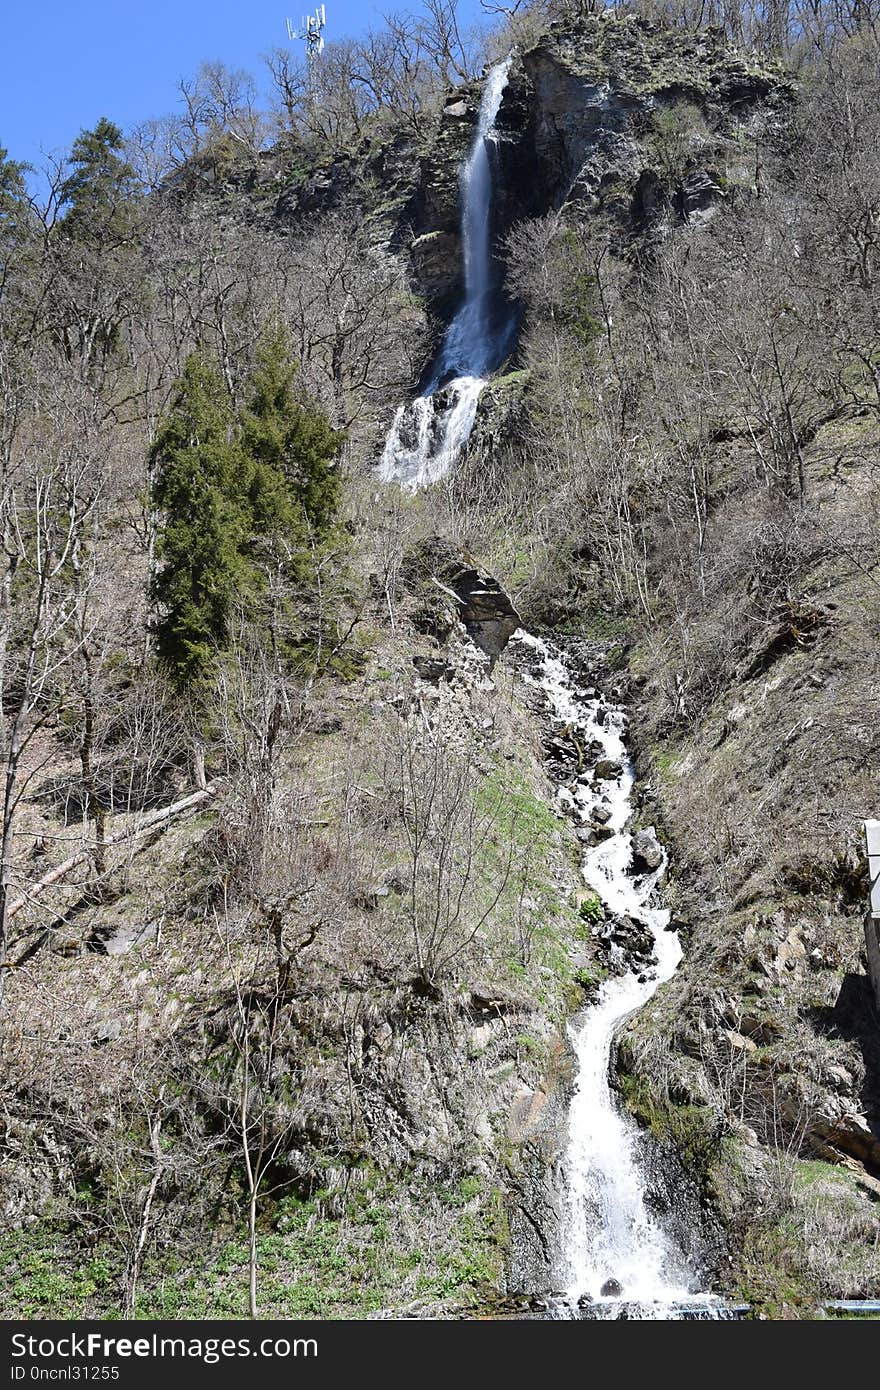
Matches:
[[248, 1188, 258, 1319], [193, 740, 207, 792], [79, 646, 107, 878], [5, 785, 216, 925]]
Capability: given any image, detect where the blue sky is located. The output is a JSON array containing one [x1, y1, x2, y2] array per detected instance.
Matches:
[[1, 0, 487, 174]]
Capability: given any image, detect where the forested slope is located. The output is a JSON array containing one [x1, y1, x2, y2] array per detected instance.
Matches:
[[0, 0, 878, 1318]]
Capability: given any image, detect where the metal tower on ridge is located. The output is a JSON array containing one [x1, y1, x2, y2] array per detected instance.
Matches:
[[287, 5, 327, 60]]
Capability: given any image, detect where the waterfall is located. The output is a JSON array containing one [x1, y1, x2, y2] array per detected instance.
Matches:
[[514, 633, 722, 1319], [376, 51, 720, 1321], [379, 58, 513, 489]]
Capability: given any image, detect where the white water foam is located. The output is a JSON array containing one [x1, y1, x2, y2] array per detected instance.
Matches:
[[378, 376, 485, 489], [513, 631, 721, 1320]]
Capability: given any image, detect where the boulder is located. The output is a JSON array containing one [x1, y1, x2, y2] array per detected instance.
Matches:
[[739, 1013, 782, 1044], [401, 537, 521, 667], [543, 731, 581, 779], [412, 655, 453, 683], [679, 167, 725, 220], [720, 1028, 757, 1054], [87, 920, 158, 956], [600, 1278, 623, 1298], [577, 824, 613, 846], [594, 758, 623, 781], [594, 913, 656, 974], [449, 568, 521, 666], [590, 825, 615, 846], [630, 826, 663, 872]]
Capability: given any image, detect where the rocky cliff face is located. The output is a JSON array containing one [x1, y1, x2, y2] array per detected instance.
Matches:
[[269, 15, 789, 327], [498, 15, 791, 219]]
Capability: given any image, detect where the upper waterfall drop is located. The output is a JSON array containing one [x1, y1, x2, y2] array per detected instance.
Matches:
[[444, 56, 512, 378], [378, 58, 513, 490]]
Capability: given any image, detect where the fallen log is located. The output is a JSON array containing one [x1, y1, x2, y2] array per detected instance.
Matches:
[[6, 785, 217, 922]]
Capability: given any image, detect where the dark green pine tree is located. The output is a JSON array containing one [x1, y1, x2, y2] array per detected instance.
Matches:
[[55, 118, 144, 367], [151, 354, 252, 695], [240, 324, 343, 558], [60, 117, 140, 247], [0, 145, 32, 307]]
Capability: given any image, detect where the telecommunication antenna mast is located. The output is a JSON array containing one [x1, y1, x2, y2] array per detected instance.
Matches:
[[287, 5, 327, 65]]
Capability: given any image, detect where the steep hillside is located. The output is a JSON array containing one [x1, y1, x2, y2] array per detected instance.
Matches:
[[1, 3, 878, 1321]]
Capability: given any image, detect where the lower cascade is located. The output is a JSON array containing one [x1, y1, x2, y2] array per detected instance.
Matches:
[[378, 375, 486, 490], [514, 632, 723, 1320]]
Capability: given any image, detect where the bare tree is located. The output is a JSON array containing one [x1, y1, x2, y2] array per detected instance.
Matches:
[[214, 909, 308, 1319], [176, 62, 268, 164], [0, 408, 102, 1013], [390, 713, 517, 986]]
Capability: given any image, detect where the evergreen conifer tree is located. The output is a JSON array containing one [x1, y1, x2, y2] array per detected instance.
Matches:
[[60, 118, 140, 248], [152, 334, 344, 694], [151, 354, 251, 694], [55, 118, 144, 366], [0, 145, 28, 234], [240, 324, 343, 556]]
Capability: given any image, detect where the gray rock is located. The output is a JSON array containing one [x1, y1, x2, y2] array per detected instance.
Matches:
[[413, 655, 453, 683], [450, 569, 521, 667], [577, 824, 614, 847], [594, 758, 623, 781], [88, 920, 158, 956], [591, 825, 615, 846], [680, 167, 724, 220], [402, 537, 521, 667], [91, 1018, 123, 1045], [630, 826, 663, 872]]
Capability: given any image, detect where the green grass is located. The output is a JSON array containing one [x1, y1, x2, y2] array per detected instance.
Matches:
[[649, 745, 681, 783], [134, 1177, 507, 1319], [472, 760, 583, 1006], [0, 1228, 120, 1319], [0, 1171, 509, 1321], [791, 1159, 851, 1192]]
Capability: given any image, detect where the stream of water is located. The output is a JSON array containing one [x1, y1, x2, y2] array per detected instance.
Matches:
[[514, 632, 722, 1319]]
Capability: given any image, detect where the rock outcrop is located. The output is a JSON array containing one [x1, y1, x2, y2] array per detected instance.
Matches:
[[493, 15, 791, 233], [402, 535, 521, 667]]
